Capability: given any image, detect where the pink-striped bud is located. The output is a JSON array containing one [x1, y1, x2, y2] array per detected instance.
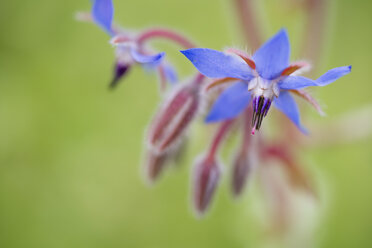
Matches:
[[144, 138, 188, 183], [192, 156, 221, 216], [144, 149, 169, 183], [147, 75, 203, 154], [232, 151, 252, 197]]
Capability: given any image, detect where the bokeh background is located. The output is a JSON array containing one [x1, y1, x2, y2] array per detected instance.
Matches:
[[0, 0, 371, 247]]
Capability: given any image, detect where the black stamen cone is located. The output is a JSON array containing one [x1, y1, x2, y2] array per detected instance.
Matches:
[[109, 63, 130, 89], [251, 96, 271, 131]]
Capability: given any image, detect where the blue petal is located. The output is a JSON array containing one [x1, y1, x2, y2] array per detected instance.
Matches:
[[163, 64, 178, 84], [181, 48, 253, 80], [278, 65, 352, 90], [206, 81, 251, 122], [131, 49, 165, 65], [316, 66, 351, 86], [92, 0, 114, 35], [253, 29, 290, 79], [273, 91, 308, 134], [278, 76, 318, 90]]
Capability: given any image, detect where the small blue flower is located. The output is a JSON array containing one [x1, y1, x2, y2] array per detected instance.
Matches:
[[90, 0, 172, 87], [181, 29, 351, 134]]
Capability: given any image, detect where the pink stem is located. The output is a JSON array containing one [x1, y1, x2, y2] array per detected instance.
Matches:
[[192, 73, 206, 87], [207, 120, 234, 160], [302, 0, 328, 70], [241, 107, 253, 154], [233, 0, 262, 50], [157, 64, 167, 92], [137, 28, 196, 49]]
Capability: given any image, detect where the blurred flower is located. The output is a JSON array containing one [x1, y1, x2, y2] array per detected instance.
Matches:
[[79, 0, 187, 89], [261, 144, 315, 196], [181, 29, 351, 134], [109, 35, 165, 88]]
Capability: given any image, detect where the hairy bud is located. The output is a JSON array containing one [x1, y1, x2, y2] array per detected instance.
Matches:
[[144, 149, 168, 183], [232, 151, 252, 197], [192, 156, 221, 216], [147, 75, 203, 154]]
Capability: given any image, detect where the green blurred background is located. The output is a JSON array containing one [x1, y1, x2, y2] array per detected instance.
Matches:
[[0, 0, 371, 247]]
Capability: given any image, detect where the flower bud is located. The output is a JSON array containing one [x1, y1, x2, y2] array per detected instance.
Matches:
[[232, 151, 252, 197], [144, 138, 188, 184], [263, 145, 315, 196], [192, 156, 221, 216], [147, 75, 203, 154], [144, 149, 168, 184]]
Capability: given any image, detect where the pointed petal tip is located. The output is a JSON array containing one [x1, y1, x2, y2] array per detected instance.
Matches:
[[277, 28, 288, 36], [155, 52, 166, 63], [274, 91, 309, 134], [300, 126, 310, 135], [316, 65, 352, 86], [253, 28, 290, 79], [180, 48, 196, 58], [92, 0, 114, 35], [163, 64, 178, 84], [131, 50, 165, 65]]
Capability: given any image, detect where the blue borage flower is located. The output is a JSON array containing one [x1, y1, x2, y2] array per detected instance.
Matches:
[[181, 29, 351, 134], [90, 0, 177, 88]]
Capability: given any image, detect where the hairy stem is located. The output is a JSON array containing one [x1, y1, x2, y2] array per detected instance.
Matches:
[[302, 0, 329, 68], [241, 107, 253, 154], [207, 120, 234, 160], [232, 0, 262, 50]]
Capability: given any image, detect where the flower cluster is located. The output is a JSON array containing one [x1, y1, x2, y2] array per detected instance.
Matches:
[[78, 0, 351, 217]]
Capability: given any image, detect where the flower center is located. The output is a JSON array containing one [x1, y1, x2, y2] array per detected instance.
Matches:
[[251, 95, 272, 131], [114, 41, 138, 64], [248, 77, 279, 134]]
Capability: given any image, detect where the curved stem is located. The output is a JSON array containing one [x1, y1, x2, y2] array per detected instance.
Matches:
[[137, 28, 196, 49]]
